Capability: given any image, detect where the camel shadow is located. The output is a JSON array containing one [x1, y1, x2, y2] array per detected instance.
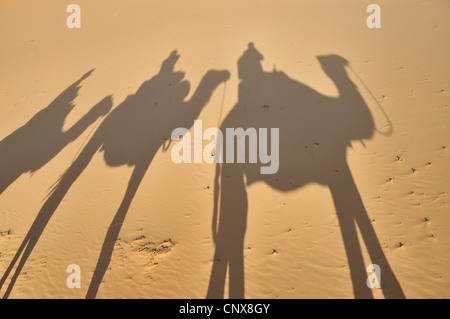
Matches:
[[0, 51, 229, 299], [207, 43, 405, 299], [0, 70, 112, 196]]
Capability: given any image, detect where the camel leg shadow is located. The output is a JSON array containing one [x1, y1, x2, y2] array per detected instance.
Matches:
[[329, 162, 405, 299], [85, 158, 151, 299], [0, 134, 102, 298], [206, 165, 247, 299]]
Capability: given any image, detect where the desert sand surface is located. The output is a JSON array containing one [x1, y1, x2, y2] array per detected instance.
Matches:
[[0, 0, 449, 299]]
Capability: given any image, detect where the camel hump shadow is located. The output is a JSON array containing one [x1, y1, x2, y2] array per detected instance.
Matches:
[[207, 43, 404, 299]]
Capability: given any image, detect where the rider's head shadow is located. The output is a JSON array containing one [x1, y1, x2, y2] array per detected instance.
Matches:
[[207, 43, 404, 299], [238, 42, 264, 80]]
